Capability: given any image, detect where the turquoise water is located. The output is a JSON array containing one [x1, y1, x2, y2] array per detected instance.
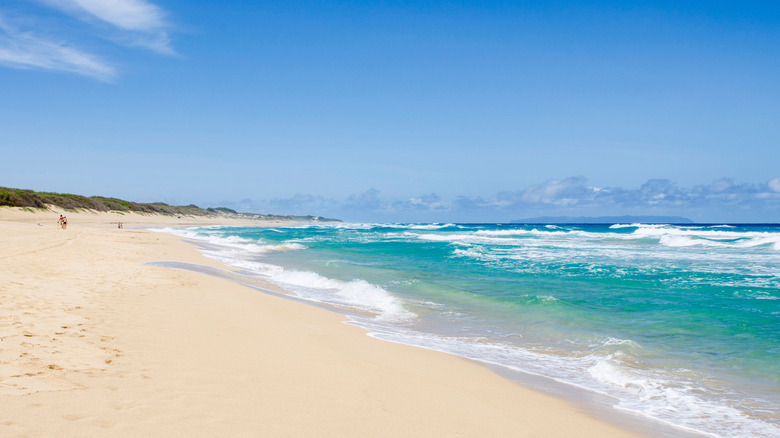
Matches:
[[158, 223, 780, 437]]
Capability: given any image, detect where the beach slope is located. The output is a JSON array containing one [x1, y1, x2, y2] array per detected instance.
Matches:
[[0, 207, 644, 437]]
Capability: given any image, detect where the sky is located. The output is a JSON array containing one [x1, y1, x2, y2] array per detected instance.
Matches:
[[1, 0, 779, 223]]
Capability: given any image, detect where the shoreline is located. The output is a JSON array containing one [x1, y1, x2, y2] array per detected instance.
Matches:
[[2, 207, 648, 436], [149, 257, 702, 438]]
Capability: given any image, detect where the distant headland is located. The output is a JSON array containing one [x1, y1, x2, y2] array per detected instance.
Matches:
[[511, 215, 693, 224], [0, 186, 340, 223]]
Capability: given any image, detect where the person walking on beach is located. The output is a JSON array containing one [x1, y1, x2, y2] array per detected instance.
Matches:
[[62, 216, 68, 229]]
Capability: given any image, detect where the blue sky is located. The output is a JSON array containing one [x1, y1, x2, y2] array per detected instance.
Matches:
[[1, 1, 779, 222]]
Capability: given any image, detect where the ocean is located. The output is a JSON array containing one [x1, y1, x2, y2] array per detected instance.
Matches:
[[153, 223, 780, 437]]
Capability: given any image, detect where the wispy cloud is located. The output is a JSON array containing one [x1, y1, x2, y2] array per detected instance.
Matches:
[[269, 193, 332, 212], [0, 0, 174, 79], [344, 188, 384, 211], [768, 177, 780, 193], [392, 193, 451, 211], [46, 0, 167, 31], [39, 0, 173, 54], [0, 15, 115, 80], [342, 190, 454, 214]]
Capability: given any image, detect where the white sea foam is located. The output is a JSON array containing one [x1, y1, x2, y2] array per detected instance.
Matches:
[[541, 224, 780, 252], [362, 323, 780, 438], [587, 354, 780, 437], [592, 337, 642, 349], [407, 223, 456, 230], [452, 247, 497, 262], [421, 226, 752, 255], [327, 222, 461, 231], [415, 232, 527, 246], [609, 223, 640, 229], [149, 227, 307, 254], [267, 270, 415, 322], [151, 227, 414, 323], [443, 226, 780, 284], [658, 235, 701, 247], [356, 321, 780, 437], [473, 228, 593, 238], [152, 224, 780, 438], [234, 264, 413, 323], [473, 229, 536, 236], [415, 224, 779, 255]]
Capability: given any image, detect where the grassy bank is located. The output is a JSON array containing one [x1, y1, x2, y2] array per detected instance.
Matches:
[[0, 186, 338, 222]]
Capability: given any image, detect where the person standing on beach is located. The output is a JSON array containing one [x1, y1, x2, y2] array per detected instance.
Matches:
[[58, 215, 64, 229], [62, 216, 68, 229]]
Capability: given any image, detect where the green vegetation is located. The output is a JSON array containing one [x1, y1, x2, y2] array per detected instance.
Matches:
[[0, 186, 339, 222]]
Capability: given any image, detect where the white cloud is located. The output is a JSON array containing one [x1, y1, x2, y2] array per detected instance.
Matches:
[[51, 0, 167, 31], [320, 177, 780, 222], [269, 193, 331, 211], [344, 188, 384, 210], [516, 176, 593, 205], [768, 177, 780, 193], [0, 17, 115, 80], [0, 0, 175, 79], [243, 177, 780, 222], [40, 0, 173, 54]]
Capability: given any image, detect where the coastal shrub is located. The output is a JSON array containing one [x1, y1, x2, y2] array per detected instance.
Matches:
[[0, 188, 47, 208], [209, 207, 238, 214], [93, 197, 134, 212], [0, 189, 20, 206], [0, 186, 341, 222]]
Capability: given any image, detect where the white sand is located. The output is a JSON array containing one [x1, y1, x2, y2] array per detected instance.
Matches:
[[0, 207, 648, 437]]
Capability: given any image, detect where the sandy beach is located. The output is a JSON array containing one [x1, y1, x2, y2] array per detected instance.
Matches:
[[0, 207, 647, 437]]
